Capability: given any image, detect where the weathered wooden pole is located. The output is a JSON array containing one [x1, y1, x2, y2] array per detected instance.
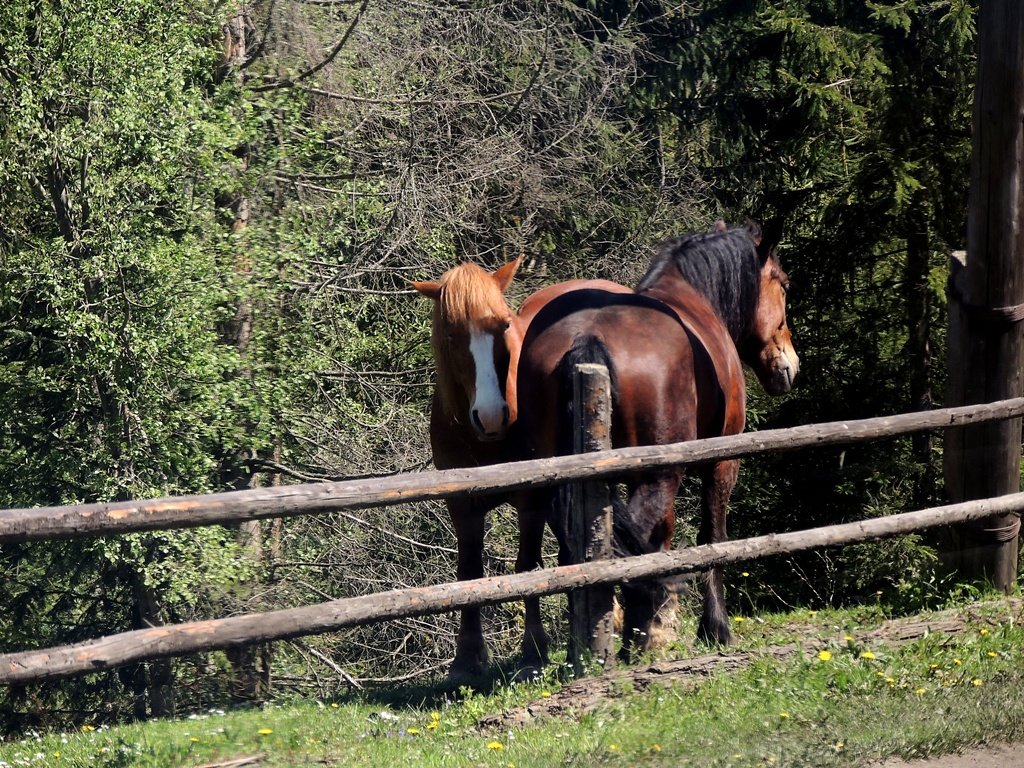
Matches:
[[944, 1, 1024, 591], [4, 494, 1024, 687], [567, 363, 615, 674]]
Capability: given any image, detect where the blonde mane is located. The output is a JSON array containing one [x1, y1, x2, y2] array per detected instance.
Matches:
[[436, 262, 510, 326]]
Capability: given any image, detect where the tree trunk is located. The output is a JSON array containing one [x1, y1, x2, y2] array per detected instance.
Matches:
[[944, 1, 1024, 592], [219, 5, 269, 702]]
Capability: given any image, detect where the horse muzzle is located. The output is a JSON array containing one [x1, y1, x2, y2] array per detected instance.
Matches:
[[762, 350, 800, 395], [471, 404, 511, 441]]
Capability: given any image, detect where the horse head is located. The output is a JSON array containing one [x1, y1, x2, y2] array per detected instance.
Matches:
[[412, 258, 522, 440], [740, 241, 799, 395]]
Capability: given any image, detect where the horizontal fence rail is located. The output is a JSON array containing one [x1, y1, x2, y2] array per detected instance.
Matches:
[[2, 493, 1023, 685], [2, 398, 1023, 545]]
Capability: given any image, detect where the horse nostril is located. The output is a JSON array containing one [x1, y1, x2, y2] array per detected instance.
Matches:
[[472, 410, 485, 434]]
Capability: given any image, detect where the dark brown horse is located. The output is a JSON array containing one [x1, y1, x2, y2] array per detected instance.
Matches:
[[514, 224, 799, 657], [412, 260, 629, 681]]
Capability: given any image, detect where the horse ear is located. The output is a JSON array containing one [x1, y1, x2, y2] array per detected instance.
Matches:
[[410, 280, 442, 299], [745, 220, 764, 247], [492, 256, 522, 293], [713, 219, 728, 233]]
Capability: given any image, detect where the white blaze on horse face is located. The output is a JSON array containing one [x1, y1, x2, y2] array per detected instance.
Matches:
[[468, 328, 507, 439]]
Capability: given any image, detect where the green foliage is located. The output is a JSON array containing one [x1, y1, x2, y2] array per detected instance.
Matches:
[[0, 0, 999, 733], [0, 0, 265, 723], [663, 0, 976, 609]]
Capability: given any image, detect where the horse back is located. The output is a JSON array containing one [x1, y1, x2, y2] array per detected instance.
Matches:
[[639, 278, 747, 437], [516, 290, 714, 458]]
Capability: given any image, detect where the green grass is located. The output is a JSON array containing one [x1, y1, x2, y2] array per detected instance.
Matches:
[[2, 597, 1022, 767]]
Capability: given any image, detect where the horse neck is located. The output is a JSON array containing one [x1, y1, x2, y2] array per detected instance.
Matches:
[[503, 316, 527, 424], [638, 269, 749, 347]]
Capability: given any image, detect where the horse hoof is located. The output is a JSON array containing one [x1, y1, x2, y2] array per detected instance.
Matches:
[[447, 657, 488, 687], [697, 623, 734, 647], [513, 664, 544, 684]]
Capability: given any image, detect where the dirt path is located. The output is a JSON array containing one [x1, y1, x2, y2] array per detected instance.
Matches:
[[877, 742, 1024, 767]]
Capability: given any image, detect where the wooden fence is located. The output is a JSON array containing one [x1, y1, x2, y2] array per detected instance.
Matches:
[[2, 397, 1023, 685]]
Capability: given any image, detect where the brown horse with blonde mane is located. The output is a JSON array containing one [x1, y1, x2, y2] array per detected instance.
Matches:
[[514, 223, 798, 658], [412, 261, 628, 681]]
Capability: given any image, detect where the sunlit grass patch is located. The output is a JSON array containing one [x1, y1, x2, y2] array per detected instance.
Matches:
[[0, 598, 1021, 767]]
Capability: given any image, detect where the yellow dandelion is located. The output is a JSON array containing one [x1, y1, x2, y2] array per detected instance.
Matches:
[[779, 711, 790, 719], [885, 677, 895, 684], [540, 691, 552, 698], [971, 678, 983, 687], [609, 744, 620, 752], [914, 687, 926, 695], [190, 737, 200, 743], [407, 728, 421, 735], [929, 664, 938, 670], [741, 572, 749, 577], [650, 744, 663, 753], [843, 635, 854, 642], [487, 741, 505, 751], [987, 651, 997, 658], [426, 721, 439, 730], [53, 752, 61, 759], [431, 710, 441, 720], [331, 703, 339, 709], [808, 611, 818, 617], [979, 628, 990, 636], [954, 658, 963, 665], [81, 724, 95, 733], [860, 651, 876, 660], [835, 741, 845, 751], [818, 650, 833, 661], [258, 728, 273, 736], [734, 616, 746, 623]]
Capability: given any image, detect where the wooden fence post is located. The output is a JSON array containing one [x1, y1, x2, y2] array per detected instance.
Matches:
[[567, 363, 615, 674], [944, 2, 1024, 592]]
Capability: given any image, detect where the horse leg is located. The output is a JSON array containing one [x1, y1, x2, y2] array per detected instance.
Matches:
[[447, 497, 489, 682], [513, 489, 555, 677], [618, 472, 682, 659], [696, 459, 739, 645]]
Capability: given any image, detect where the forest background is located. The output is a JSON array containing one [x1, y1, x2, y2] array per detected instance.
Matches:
[[0, 0, 984, 731]]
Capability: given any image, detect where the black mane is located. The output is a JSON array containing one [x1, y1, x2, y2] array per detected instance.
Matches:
[[635, 227, 760, 341]]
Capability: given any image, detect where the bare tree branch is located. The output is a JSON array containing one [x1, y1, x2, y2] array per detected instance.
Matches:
[[251, 0, 369, 92]]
